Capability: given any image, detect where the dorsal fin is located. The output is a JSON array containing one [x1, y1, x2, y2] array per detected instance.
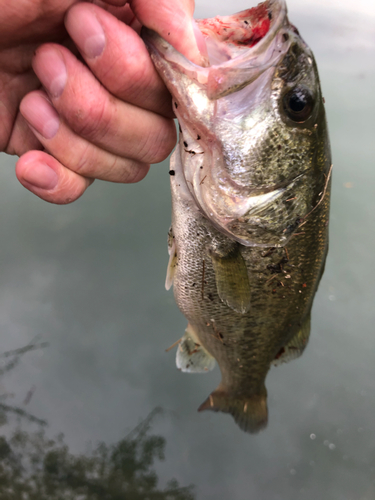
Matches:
[[198, 386, 268, 433], [208, 243, 251, 314], [273, 312, 311, 366], [176, 324, 216, 373]]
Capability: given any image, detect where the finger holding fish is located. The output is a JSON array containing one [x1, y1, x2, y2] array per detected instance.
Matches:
[[17, 0, 201, 203], [19, 88, 151, 181], [16, 149, 94, 205], [29, 41, 176, 162], [129, 0, 207, 65], [64, 3, 175, 118]]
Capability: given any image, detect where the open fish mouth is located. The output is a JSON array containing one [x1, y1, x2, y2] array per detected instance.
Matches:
[[194, 0, 288, 99], [197, 2, 273, 54], [144, 0, 289, 99]]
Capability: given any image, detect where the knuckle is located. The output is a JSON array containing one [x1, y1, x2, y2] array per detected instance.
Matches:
[[119, 66, 150, 100], [72, 142, 94, 176], [56, 177, 89, 205], [110, 157, 139, 183], [108, 156, 149, 184], [138, 120, 176, 164], [110, 50, 151, 99], [121, 163, 150, 184], [70, 91, 112, 142]]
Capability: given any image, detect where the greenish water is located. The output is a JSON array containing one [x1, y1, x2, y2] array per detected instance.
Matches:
[[0, 1, 374, 498]]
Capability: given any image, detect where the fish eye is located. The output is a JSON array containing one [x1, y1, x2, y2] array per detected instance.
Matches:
[[283, 86, 315, 123]]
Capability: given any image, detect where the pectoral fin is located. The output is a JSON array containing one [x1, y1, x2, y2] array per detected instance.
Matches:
[[272, 313, 311, 366], [209, 244, 251, 314], [165, 227, 177, 290], [176, 324, 216, 373]]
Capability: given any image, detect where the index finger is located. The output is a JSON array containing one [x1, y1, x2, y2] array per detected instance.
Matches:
[[65, 4, 174, 117]]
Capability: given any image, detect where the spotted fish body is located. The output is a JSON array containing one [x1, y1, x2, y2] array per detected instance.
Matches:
[[144, 0, 331, 433]]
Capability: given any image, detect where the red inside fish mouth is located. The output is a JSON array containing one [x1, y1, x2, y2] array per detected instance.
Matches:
[[197, 2, 271, 49]]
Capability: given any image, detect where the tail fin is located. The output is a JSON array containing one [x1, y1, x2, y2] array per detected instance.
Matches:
[[198, 387, 268, 433]]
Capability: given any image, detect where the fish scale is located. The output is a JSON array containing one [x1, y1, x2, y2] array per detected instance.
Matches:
[[170, 145, 329, 430]]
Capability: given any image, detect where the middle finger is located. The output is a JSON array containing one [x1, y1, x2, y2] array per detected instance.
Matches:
[[20, 89, 151, 183]]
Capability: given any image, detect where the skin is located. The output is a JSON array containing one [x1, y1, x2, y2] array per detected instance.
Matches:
[[0, 0, 204, 204]]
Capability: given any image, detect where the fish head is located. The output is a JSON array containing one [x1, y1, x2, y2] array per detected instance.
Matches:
[[143, 0, 331, 247]]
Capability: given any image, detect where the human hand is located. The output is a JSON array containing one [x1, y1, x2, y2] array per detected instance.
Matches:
[[4, 0, 204, 203]]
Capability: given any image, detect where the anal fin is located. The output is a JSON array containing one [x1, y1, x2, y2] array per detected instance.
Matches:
[[209, 243, 251, 314], [273, 312, 311, 366], [176, 324, 216, 373]]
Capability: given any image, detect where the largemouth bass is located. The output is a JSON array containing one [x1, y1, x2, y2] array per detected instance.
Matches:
[[144, 0, 331, 433]]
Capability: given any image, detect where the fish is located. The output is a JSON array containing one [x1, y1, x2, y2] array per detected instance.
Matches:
[[143, 0, 331, 433]]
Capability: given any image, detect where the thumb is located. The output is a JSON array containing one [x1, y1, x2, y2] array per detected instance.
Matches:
[[128, 0, 207, 65]]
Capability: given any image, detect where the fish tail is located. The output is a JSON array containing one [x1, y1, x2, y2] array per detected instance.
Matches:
[[198, 386, 268, 433]]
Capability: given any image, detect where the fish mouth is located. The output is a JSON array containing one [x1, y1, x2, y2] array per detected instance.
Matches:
[[196, 0, 288, 65], [143, 0, 289, 99], [197, 2, 274, 57], [202, 0, 288, 100]]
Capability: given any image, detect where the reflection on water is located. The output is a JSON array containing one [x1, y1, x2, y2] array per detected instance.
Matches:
[[0, 342, 48, 427], [0, 346, 195, 500]]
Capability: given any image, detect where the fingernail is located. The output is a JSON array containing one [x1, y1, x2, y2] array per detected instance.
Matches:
[[66, 8, 106, 58], [36, 48, 67, 98], [21, 93, 60, 140], [22, 161, 58, 190]]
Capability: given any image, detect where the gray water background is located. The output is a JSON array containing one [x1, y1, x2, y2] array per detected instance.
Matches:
[[0, 0, 374, 498]]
